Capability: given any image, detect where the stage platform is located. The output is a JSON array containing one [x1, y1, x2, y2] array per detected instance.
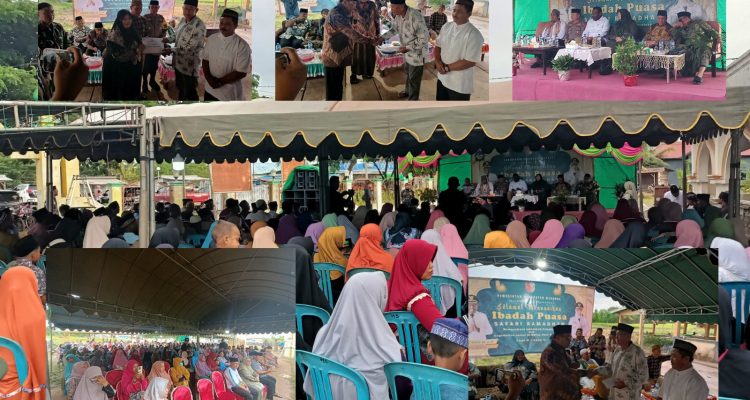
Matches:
[[512, 60, 726, 101]]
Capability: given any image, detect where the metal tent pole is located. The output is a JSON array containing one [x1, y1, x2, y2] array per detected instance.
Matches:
[[681, 137, 688, 210], [393, 155, 401, 207], [729, 129, 741, 219], [139, 107, 150, 248], [319, 157, 329, 215], [637, 160, 644, 214], [46, 152, 54, 211]]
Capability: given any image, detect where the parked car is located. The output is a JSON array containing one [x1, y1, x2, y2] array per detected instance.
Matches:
[[0, 190, 23, 212], [14, 184, 38, 204], [154, 186, 210, 205]]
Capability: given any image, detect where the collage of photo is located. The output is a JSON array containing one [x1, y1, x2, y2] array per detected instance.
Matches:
[[0, 0, 748, 399]]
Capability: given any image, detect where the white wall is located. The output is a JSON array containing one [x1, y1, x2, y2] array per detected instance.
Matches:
[[489, 0, 513, 83], [252, 0, 276, 98], [727, 0, 750, 64]]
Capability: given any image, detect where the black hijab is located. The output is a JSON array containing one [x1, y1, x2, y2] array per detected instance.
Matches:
[[112, 9, 139, 47], [610, 221, 647, 248]]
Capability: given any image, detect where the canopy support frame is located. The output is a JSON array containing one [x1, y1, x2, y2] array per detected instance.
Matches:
[[681, 136, 688, 209], [596, 248, 687, 285], [729, 128, 741, 219]]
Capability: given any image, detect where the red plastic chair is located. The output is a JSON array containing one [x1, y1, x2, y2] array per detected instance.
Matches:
[[172, 386, 193, 400], [106, 370, 123, 387], [210, 371, 243, 400], [197, 379, 215, 400]]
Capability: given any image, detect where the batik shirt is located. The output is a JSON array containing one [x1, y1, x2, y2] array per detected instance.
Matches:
[[588, 334, 607, 361], [39, 22, 69, 53], [70, 25, 91, 47], [645, 23, 672, 43], [86, 30, 108, 52], [389, 6, 429, 66], [595, 342, 649, 400], [172, 16, 206, 76], [8, 257, 46, 297], [539, 341, 582, 400], [280, 19, 311, 40], [143, 13, 166, 38]]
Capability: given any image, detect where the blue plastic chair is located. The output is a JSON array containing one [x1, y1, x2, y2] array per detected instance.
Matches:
[[295, 304, 331, 339], [0, 260, 7, 277], [313, 263, 346, 309], [450, 257, 469, 266], [384, 311, 423, 363], [295, 350, 370, 400], [0, 336, 30, 389], [201, 221, 219, 248], [346, 268, 391, 281], [384, 362, 467, 400], [422, 276, 463, 314], [721, 282, 750, 348], [186, 233, 206, 248]]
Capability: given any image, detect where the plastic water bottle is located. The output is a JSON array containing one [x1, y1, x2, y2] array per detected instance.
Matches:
[[307, 42, 312, 50], [275, 43, 281, 52]]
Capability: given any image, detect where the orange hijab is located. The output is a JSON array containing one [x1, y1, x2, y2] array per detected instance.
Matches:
[[483, 231, 517, 249], [0, 267, 47, 400], [314, 227, 348, 280], [346, 223, 394, 278]]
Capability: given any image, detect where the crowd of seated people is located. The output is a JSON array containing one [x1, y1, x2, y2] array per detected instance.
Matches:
[[52, 339, 278, 400]]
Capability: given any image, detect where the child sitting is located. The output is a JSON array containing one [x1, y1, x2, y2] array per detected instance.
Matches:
[[425, 318, 468, 399]]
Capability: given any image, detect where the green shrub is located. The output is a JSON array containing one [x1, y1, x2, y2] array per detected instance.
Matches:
[[0, 66, 37, 101]]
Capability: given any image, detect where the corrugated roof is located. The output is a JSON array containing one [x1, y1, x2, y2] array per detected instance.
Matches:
[[468, 248, 717, 323]]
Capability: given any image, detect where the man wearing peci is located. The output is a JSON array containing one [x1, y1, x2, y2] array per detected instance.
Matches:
[[434, 0, 484, 101], [202, 9, 252, 101]]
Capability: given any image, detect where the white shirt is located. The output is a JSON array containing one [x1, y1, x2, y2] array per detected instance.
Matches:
[[569, 314, 591, 338], [663, 191, 683, 209], [508, 179, 528, 193], [468, 311, 493, 341], [542, 20, 567, 40], [659, 367, 709, 400], [582, 16, 610, 38], [436, 21, 484, 94], [202, 33, 252, 101]]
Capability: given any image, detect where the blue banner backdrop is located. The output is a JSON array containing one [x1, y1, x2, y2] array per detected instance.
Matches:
[[469, 278, 595, 357]]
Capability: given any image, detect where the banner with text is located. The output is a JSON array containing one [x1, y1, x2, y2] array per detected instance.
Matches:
[[548, 0, 717, 26], [488, 150, 571, 184], [74, 0, 176, 23], [469, 277, 595, 358]]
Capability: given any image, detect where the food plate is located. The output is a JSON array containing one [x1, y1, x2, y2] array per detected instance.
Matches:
[[380, 45, 399, 55], [84, 56, 103, 69], [296, 49, 315, 62]]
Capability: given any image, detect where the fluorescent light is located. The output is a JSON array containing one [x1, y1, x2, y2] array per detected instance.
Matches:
[[172, 154, 185, 171], [536, 259, 548, 269], [225, 330, 230, 334], [70, 293, 81, 299]]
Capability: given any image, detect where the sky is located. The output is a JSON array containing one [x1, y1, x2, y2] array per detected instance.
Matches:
[[470, 264, 624, 311]]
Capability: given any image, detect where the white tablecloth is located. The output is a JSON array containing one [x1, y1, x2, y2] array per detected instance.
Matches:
[[510, 194, 539, 207], [555, 47, 612, 66]]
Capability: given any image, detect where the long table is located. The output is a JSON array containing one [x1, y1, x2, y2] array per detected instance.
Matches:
[[512, 45, 564, 75]]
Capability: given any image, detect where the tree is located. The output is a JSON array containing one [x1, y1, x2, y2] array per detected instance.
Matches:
[[0, 156, 37, 186], [0, 66, 37, 101], [0, 0, 37, 67]]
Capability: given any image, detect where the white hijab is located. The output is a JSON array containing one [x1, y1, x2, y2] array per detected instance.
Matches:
[[83, 215, 111, 248], [304, 272, 401, 400], [144, 377, 170, 400], [714, 237, 750, 283], [73, 367, 108, 400], [420, 229, 464, 315]]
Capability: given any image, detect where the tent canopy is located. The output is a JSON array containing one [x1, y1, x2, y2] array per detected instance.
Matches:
[[46, 248, 296, 334], [468, 248, 717, 323], [0, 88, 747, 162]]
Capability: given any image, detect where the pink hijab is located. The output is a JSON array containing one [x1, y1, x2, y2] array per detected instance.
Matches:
[[589, 202, 609, 231], [304, 222, 325, 251], [674, 220, 704, 248], [147, 361, 170, 381], [112, 348, 128, 370], [506, 221, 530, 248], [439, 224, 469, 259], [425, 210, 445, 230], [531, 220, 564, 248]]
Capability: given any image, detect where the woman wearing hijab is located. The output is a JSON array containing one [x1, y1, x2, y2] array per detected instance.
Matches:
[[147, 361, 170, 382], [505, 221, 530, 248], [523, 213, 542, 232], [346, 224, 394, 278], [483, 231, 517, 249], [351, 206, 370, 230], [463, 213, 491, 247], [116, 360, 148, 400], [386, 240, 442, 331], [66, 361, 91, 400], [505, 350, 539, 399], [275, 212, 301, 246], [102, 238, 129, 248], [194, 355, 211, 380], [595, 219, 625, 248], [143, 377, 170, 400], [252, 226, 279, 248], [609, 9, 639, 47], [560, 215, 577, 228], [531, 219, 564, 248], [707, 218, 735, 244], [384, 212, 420, 255], [439, 223, 470, 292], [363, 210, 381, 226], [432, 217, 450, 232], [148, 228, 180, 248], [610, 221, 647, 248], [304, 221, 325, 251], [73, 367, 115, 400], [425, 209, 445, 231], [0, 268, 46, 400], [315, 226, 348, 304], [111, 348, 128, 370], [588, 202, 609, 232], [378, 212, 397, 235], [529, 174, 551, 209], [713, 237, 750, 282], [557, 223, 586, 248], [322, 213, 338, 228], [83, 215, 111, 248], [64, 354, 82, 395], [421, 230, 464, 316], [169, 357, 189, 388], [102, 10, 143, 100], [288, 236, 315, 255], [578, 211, 601, 238], [674, 220, 704, 248], [53, 209, 83, 247], [336, 214, 360, 245], [612, 199, 641, 223], [303, 272, 401, 400], [380, 203, 394, 217]]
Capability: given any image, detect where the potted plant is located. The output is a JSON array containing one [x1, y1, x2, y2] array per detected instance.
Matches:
[[551, 54, 574, 81], [514, 198, 529, 212], [613, 37, 642, 86]]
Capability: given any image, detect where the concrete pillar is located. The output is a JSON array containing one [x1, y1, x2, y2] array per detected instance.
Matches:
[[272, 179, 281, 202], [170, 181, 184, 205], [374, 178, 383, 211], [638, 311, 645, 347], [59, 159, 81, 199], [704, 324, 710, 339], [673, 322, 681, 337], [109, 182, 124, 216], [683, 322, 688, 335]]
